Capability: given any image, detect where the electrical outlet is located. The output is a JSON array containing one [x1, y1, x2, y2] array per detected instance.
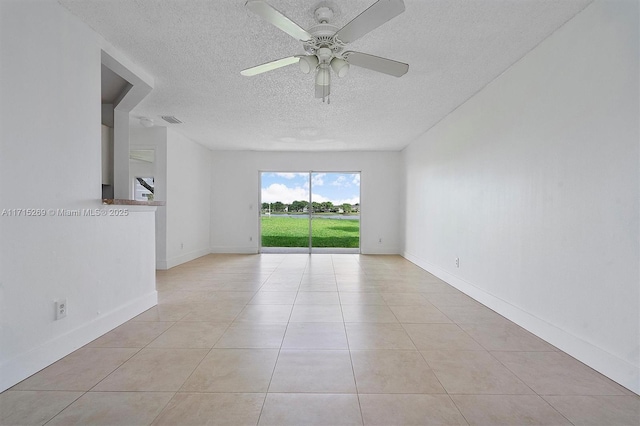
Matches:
[[55, 299, 67, 320], [455, 258, 460, 268]]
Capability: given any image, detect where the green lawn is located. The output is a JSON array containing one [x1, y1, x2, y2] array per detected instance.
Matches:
[[261, 216, 360, 248]]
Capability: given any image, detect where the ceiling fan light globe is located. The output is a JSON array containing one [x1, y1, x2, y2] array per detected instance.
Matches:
[[330, 57, 350, 78], [299, 55, 319, 74], [315, 67, 330, 86]]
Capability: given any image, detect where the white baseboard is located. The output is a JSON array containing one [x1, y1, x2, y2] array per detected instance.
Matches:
[[361, 246, 400, 255], [157, 248, 211, 270], [210, 246, 259, 254], [0, 291, 157, 393], [403, 251, 639, 395]]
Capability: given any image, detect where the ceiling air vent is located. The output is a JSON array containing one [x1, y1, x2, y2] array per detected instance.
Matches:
[[161, 115, 182, 124]]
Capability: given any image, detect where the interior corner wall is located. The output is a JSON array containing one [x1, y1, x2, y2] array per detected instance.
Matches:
[[0, 1, 157, 392], [209, 151, 401, 254], [130, 126, 168, 267], [130, 127, 212, 270], [401, 0, 639, 393], [164, 129, 212, 268]]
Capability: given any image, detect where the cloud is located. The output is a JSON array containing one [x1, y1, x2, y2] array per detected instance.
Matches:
[[275, 173, 306, 179], [352, 174, 360, 186], [331, 176, 348, 186], [312, 173, 325, 186], [333, 197, 360, 205], [261, 183, 308, 204]]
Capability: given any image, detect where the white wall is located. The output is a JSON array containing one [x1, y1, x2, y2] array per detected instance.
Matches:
[[210, 151, 401, 254], [165, 129, 212, 268], [0, 1, 157, 391], [402, 0, 639, 393]]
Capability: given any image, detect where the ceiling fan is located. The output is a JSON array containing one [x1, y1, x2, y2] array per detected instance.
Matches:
[[241, 0, 409, 102]]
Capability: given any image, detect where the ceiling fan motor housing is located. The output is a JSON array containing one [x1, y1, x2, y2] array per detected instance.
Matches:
[[303, 23, 345, 56]]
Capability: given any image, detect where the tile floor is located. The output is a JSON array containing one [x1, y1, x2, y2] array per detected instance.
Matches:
[[1, 254, 638, 425]]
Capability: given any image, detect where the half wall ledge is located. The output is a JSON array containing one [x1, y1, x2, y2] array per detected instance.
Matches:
[[102, 198, 165, 206]]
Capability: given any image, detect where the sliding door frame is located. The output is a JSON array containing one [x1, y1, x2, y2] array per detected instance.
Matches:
[[259, 170, 361, 254]]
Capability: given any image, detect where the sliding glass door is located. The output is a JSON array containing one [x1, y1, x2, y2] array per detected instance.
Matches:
[[260, 171, 360, 253]]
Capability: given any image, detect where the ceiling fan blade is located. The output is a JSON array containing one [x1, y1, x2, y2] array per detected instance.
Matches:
[[240, 56, 301, 76], [345, 51, 409, 77], [245, 0, 313, 42], [334, 0, 405, 44]]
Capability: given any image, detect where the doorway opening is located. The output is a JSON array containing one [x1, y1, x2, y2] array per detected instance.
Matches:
[[260, 172, 360, 253]]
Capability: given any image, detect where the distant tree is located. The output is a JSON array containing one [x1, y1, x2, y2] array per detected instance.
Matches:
[[290, 200, 308, 212], [311, 202, 321, 212], [342, 203, 352, 213], [262, 202, 269, 211], [273, 201, 285, 212], [321, 201, 334, 212]]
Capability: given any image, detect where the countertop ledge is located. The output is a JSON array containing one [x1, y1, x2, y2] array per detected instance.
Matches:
[[102, 199, 165, 206]]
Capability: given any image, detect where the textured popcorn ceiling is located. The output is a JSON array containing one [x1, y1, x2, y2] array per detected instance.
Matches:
[[60, 0, 591, 151]]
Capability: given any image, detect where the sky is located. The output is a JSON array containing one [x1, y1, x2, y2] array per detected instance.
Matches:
[[261, 172, 360, 205]]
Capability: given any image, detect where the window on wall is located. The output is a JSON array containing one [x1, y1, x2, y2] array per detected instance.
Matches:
[[133, 177, 154, 201]]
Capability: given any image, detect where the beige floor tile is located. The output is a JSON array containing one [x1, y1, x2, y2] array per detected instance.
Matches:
[[46, 392, 173, 426], [338, 281, 384, 292], [9, 254, 635, 426], [131, 304, 191, 322], [294, 291, 340, 305], [389, 305, 452, 323], [301, 272, 336, 279], [345, 323, 416, 350], [342, 305, 398, 323], [425, 293, 482, 308], [543, 395, 640, 425], [403, 323, 484, 351], [380, 292, 430, 305], [299, 282, 339, 292], [179, 303, 244, 322], [421, 350, 533, 394], [352, 350, 445, 394], [339, 292, 386, 305], [258, 393, 362, 426], [12, 347, 139, 391], [282, 322, 348, 349], [233, 304, 293, 323], [0, 391, 82, 426], [458, 322, 557, 352], [249, 291, 297, 304], [289, 304, 344, 322], [181, 348, 278, 392], [153, 393, 265, 426], [215, 323, 287, 348], [359, 394, 467, 426], [260, 280, 301, 292], [437, 305, 510, 324], [269, 350, 356, 393], [209, 291, 257, 304], [93, 348, 208, 391], [419, 282, 462, 293], [87, 321, 173, 348], [492, 351, 630, 395], [452, 395, 571, 425], [147, 321, 228, 348]]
